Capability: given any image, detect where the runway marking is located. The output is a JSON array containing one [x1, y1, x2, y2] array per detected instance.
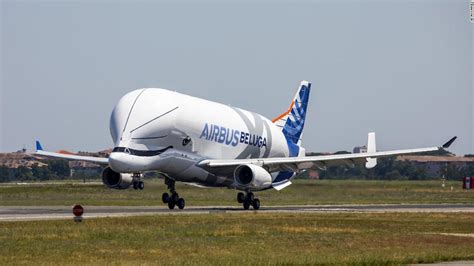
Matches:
[[435, 233, 474, 238], [1, 204, 473, 221]]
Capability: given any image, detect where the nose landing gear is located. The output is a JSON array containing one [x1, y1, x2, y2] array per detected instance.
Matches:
[[162, 177, 185, 210], [132, 173, 144, 190], [237, 192, 260, 210]]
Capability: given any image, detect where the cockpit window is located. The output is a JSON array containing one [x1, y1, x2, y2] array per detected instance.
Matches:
[[112, 147, 128, 153], [112, 146, 173, 157]]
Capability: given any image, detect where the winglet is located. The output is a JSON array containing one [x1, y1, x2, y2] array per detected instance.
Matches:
[[442, 136, 457, 149], [35, 141, 43, 151], [367, 132, 376, 154], [366, 132, 377, 169]]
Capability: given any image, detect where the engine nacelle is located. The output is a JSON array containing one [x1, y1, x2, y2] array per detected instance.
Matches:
[[234, 164, 272, 190], [102, 167, 133, 189]]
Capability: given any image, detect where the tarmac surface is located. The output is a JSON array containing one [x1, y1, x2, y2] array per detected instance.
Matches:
[[1, 203, 474, 221]]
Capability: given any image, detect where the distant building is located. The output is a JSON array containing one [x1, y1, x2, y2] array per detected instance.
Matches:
[[0, 153, 47, 168], [307, 170, 320, 179], [0, 150, 106, 178], [396, 155, 474, 177], [69, 161, 103, 177], [353, 146, 367, 154]]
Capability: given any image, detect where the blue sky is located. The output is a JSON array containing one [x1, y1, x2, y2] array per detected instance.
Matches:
[[1, 0, 472, 155]]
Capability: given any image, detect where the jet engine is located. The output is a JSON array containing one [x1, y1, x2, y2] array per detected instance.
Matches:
[[102, 167, 133, 189], [234, 164, 272, 190]]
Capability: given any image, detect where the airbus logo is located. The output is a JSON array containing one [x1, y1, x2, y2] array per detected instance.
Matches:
[[199, 123, 267, 148]]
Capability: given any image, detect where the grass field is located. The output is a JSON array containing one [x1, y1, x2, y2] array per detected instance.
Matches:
[[1, 180, 473, 264], [0, 179, 473, 206], [1, 212, 473, 264]]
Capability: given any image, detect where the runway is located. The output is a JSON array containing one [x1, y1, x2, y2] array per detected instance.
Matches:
[[1, 203, 474, 221]]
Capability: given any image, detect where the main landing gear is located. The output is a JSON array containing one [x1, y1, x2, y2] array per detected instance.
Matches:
[[162, 178, 185, 210], [132, 173, 144, 190], [237, 191, 260, 210]]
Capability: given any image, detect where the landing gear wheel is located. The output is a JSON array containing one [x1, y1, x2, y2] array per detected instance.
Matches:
[[247, 192, 254, 203], [237, 192, 245, 203], [243, 200, 250, 210], [168, 200, 176, 210], [164, 177, 185, 211], [171, 192, 180, 203], [177, 198, 185, 210], [252, 198, 260, 210], [162, 193, 170, 204], [132, 173, 142, 190]]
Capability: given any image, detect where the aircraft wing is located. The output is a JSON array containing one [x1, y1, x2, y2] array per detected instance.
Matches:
[[34, 141, 109, 165], [198, 135, 457, 175]]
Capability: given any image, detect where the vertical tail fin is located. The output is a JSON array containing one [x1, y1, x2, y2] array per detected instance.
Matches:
[[272, 80, 311, 145]]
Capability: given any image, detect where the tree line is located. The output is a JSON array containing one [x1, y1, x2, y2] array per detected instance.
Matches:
[[0, 160, 71, 182], [0, 152, 473, 182], [298, 150, 474, 181]]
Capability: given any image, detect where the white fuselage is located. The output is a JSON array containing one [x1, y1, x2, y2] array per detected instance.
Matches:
[[108, 88, 303, 189]]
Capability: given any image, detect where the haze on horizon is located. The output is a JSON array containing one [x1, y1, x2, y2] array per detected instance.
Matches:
[[1, 1, 472, 155]]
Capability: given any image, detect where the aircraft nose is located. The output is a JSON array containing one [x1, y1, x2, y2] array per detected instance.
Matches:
[[109, 89, 146, 145]]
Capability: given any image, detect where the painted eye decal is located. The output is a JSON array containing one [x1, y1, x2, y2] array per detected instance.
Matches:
[[182, 136, 192, 146]]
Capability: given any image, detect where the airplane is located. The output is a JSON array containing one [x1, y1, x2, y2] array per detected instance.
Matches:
[[35, 81, 457, 210]]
